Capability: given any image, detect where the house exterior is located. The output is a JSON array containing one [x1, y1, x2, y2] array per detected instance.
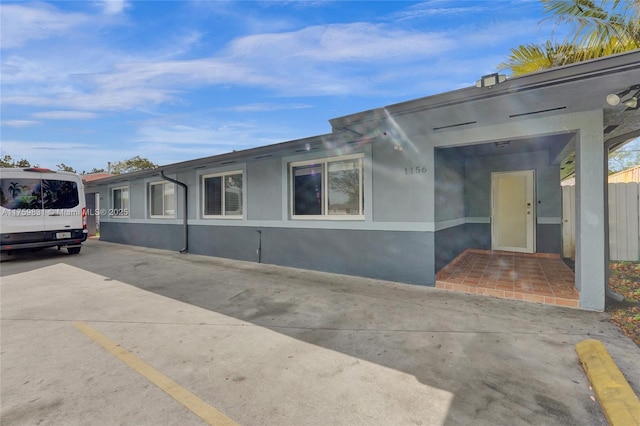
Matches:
[[86, 50, 640, 311]]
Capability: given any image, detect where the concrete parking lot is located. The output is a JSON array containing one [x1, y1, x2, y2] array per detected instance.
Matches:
[[1, 239, 639, 425]]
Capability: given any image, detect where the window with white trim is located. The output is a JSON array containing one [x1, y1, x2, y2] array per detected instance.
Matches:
[[290, 154, 364, 218], [202, 171, 243, 218], [149, 181, 175, 218], [111, 186, 129, 217]]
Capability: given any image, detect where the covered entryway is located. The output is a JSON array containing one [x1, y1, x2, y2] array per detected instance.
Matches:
[[433, 134, 574, 307], [333, 50, 640, 311]]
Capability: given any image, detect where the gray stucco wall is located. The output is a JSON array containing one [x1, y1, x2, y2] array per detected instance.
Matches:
[[537, 224, 561, 253], [100, 222, 435, 285], [434, 148, 465, 222], [177, 170, 197, 220], [371, 141, 433, 222], [435, 223, 491, 271], [101, 221, 184, 251], [464, 150, 560, 219], [247, 158, 283, 221]]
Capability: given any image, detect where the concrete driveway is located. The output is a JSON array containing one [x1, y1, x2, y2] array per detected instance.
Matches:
[[1, 239, 639, 425]]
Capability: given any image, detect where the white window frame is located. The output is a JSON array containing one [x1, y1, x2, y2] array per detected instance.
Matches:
[[289, 153, 364, 220], [110, 185, 130, 218], [148, 181, 175, 219], [201, 170, 244, 219]]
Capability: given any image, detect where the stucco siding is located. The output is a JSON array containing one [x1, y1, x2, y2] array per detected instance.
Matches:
[[100, 221, 184, 251], [99, 221, 435, 285], [465, 150, 553, 218], [435, 223, 491, 272], [537, 224, 561, 254], [247, 158, 284, 221], [371, 140, 433, 222], [435, 148, 465, 222]]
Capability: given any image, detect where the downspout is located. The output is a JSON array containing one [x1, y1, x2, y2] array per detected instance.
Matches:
[[603, 139, 624, 302], [160, 171, 188, 254]]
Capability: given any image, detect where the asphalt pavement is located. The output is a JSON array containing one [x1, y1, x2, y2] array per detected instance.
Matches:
[[1, 239, 639, 425]]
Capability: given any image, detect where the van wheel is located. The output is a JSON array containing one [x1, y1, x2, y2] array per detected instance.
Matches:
[[67, 247, 81, 255]]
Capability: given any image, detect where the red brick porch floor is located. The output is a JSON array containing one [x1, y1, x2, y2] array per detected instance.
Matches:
[[435, 249, 579, 308]]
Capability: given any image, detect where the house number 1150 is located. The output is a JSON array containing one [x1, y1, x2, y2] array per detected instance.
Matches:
[[405, 166, 427, 175]]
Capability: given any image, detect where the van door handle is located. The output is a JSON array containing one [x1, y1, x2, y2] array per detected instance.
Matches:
[[49, 213, 61, 216]]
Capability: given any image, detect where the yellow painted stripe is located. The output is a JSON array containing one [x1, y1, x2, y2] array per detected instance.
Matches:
[[576, 339, 640, 426], [73, 321, 239, 426]]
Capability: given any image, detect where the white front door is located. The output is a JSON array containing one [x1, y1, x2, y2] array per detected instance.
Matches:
[[491, 170, 535, 253]]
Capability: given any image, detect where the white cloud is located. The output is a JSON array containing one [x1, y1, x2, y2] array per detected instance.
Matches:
[[228, 23, 454, 63], [62, 21, 460, 102], [132, 120, 303, 166], [98, 0, 129, 15], [0, 140, 124, 171], [2, 87, 174, 111], [1, 120, 39, 128], [135, 122, 282, 147], [228, 103, 313, 112], [33, 111, 99, 120], [0, 3, 543, 115], [0, 2, 88, 49], [390, 1, 486, 21]]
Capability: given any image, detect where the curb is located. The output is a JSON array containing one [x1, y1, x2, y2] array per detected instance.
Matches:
[[576, 339, 640, 426]]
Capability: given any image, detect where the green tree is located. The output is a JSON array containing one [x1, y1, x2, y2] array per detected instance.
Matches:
[[86, 167, 107, 174], [500, 0, 640, 76], [110, 156, 157, 175], [0, 155, 33, 168], [56, 163, 76, 173], [609, 138, 640, 173]]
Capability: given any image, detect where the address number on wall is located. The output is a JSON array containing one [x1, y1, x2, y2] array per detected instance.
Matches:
[[405, 166, 428, 175]]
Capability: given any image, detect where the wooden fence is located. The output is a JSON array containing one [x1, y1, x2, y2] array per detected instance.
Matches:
[[562, 183, 640, 261]]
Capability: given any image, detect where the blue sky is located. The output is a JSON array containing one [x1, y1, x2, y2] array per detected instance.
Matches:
[[1, 0, 562, 172]]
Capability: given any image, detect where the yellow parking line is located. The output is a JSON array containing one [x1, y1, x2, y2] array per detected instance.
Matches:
[[73, 321, 239, 426]]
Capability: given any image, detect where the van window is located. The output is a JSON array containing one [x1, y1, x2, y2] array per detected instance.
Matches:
[[0, 179, 42, 209], [0, 178, 78, 210], [43, 180, 79, 209]]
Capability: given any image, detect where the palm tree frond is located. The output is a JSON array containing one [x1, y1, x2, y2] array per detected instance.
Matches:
[[502, 0, 639, 76]]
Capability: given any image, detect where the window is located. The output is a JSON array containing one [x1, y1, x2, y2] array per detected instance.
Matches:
[[202, 171, 243, 218], [42, 180, 79, 209], [1, 179, 42, 209], [290, 154, 364, 218], [0, 178, 78, 210], [111, 186, 129, 217], [149, 181, 175, 218]]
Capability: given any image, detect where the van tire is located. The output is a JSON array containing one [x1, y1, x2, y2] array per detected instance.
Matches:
[[67, 247, 81, 255]]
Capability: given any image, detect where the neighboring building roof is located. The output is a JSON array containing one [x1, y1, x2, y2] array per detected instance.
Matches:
[[82, 173, 114, 182]]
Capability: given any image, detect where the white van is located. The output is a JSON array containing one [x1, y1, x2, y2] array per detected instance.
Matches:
[[0, 168, 88, 254]]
